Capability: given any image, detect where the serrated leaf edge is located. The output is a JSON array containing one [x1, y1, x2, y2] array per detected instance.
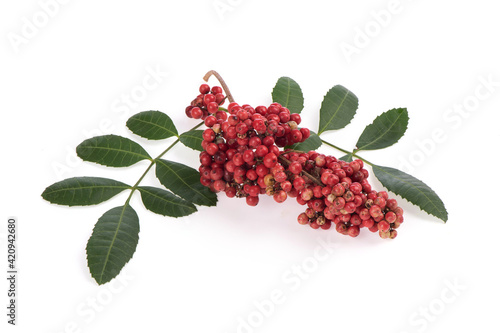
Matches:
[[126, 111, 178, 140], [318, 85, 358, 135], [155, 159, 217, 207], [372, 165, 448, 222], [138, 186, 197, 217], [356, 108, 409, 151]]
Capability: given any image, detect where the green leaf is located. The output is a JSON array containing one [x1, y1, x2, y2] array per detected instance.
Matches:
[[126, 111, 178, 140], [138, 186, 197, 217], [372, 165, 448, 222], [179, 130, 203, 151], [76, 135, 151, 167], [155, 159, 217, 207], [339, 154, 353, 162], [41, 177, 130, 206], [318, 85, 358, 135], [356, 108, 409, 151], [288, 131, 322, 151], [86, 205, 139, 285], [271, 77, 304, 113]]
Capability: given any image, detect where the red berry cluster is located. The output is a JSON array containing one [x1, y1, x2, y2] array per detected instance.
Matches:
[[187, 84, 404, 239], [288, 153, 404, 239], [185, 83, 226, 120]]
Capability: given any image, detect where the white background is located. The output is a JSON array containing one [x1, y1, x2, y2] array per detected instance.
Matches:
[[1, 1, 499, 332]]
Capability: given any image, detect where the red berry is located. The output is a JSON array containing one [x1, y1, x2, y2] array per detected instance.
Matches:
[[336, 223, 348, 235], [300, 128, 310, 140], [273, 190, 287, 203], [199, 84, 210, 94], [206, 143, 219, 155], [279, 111, 290, 123], [301, 188, 314, 201], [274, 171, 287, 183], [199, 151, 212, 166], [246, 196, 259, 206], [332, 183, 345, 196], [242, 150, 255, 164], [232, 153, 244, 166], [386, 199, 398, 211], [263, 153, 278, 168], [343, 201, 356, 214], [385, 211, 397, 224], [320, 220, 332, 230], [369, 205, 382, 218], [298, 213, 309, 225], [321, 172, 339, 186], [215, 93, 225, 105], [394, 207, 404, 217], [225, 126, 237, 139], [310, 221, 320, 229], [281, 181, 292, 192], [204, 115, 217, 127], [191, 107, 203, 119], [200, 177, 211, 187], [374, 196, 386, 209], [290, 129, 303, 143], [293, 177, 306, 190], [255, 164, 269, 178], [207, 102, 219, 114], [290, 113, 301, 125], [202, 129, 216, 142], [227, 102, 239, 113], [212, 179, 226, 192], [248, 185, 260, 197], [313, 186, 323, 198], [349, 182, 362, 195], [333, 197, 345, 210], [347, 225, 360, 237], [255, 145, 269, 158], [228, 115, 239, 126], [311, 199, 325, 212], [378, 191, 389, 200], [225, 186, 236, 198], [262, 136, 275, 147], [211, 86, 223, 95], [359, 208, 370, 220], [362, 218, 375, 229], [379, 230, 390, 239], [236, 122, 248, 135], [289, 161, 302, 175], [210, 167, 224, 181], [215, 110, 227, 121], [389, 230, 398, 239], [377, 220, 390, 232]]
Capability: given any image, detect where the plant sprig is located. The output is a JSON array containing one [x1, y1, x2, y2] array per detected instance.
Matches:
[[272, 77, 447, 222], [42, 71, 447, 285]]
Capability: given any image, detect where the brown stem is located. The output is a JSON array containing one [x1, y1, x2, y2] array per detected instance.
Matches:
[[203, 70, 235, 103], [278, 155, 323, 186]]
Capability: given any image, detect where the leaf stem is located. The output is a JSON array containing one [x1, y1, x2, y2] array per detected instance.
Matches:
[[320, 139, 374, 167], [124, 121, 205, 205], [203, 70, 235, 103]]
